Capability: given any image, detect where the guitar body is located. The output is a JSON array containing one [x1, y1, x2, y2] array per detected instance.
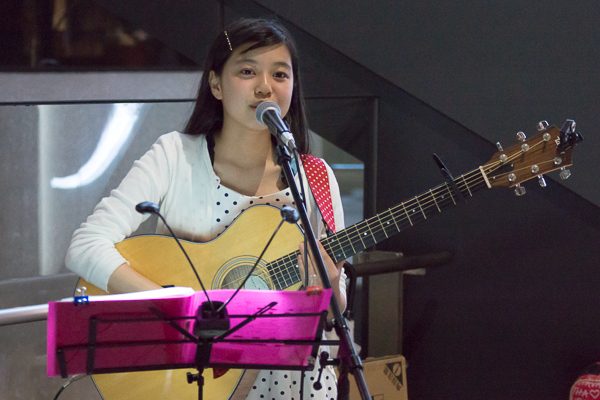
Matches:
[[77, 206, 305, 400]]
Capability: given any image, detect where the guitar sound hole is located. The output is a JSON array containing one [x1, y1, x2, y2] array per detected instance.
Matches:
[[219, 263, 271, 290]]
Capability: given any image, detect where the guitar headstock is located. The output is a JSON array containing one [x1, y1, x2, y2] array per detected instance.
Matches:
[[483, 120, 583, 195]]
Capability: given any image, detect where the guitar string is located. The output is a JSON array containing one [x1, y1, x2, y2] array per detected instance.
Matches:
[[222, 137, 551, 289], [322, 171, 486, 256]]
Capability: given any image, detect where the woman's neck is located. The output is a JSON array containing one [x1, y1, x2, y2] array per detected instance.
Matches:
[[211, 124, 285, 196], [213, 124, 275, 168]]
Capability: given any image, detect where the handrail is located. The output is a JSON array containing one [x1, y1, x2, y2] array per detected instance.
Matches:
[[0, 304, 49, 326]]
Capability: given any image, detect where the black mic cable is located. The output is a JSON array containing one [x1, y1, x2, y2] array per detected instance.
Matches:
[[135, 201, 217, 314]]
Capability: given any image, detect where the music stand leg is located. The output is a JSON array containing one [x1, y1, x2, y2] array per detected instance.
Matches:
[[186, 370, 206, 400]]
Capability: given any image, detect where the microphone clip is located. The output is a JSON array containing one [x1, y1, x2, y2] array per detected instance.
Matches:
[[193, 301, 230, 339]]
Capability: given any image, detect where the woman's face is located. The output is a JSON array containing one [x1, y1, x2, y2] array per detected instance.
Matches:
[[209, 43, 294, 134]]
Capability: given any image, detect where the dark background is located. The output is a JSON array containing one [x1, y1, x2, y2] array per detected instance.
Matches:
[[2, 1, 599, 399]]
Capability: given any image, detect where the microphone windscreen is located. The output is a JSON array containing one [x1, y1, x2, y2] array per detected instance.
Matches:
[[280, 205, 300, 223], [255, 101, 281, 125], [135, 201, 159, 214]]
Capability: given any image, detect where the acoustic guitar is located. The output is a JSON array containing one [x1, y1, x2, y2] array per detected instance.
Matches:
[[77, 121, 582, 399]]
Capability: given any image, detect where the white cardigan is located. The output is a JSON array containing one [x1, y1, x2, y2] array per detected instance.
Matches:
[[65, 132, 345, 292]]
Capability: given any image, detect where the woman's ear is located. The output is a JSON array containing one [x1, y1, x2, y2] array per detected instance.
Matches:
[[209, 71, 223, 100]]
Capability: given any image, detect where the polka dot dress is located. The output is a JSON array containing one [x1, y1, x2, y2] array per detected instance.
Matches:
[[245, 357, 338, 400], [212, 184, 296, 237]]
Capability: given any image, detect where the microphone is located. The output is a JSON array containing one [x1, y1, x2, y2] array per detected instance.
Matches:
[[280, 205, 300, 223], [255, 101, 297, 150], [135, 201, 230, 339], [135, 201, 159, 214]]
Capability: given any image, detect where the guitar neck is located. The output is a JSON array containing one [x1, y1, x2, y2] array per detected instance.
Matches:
[[323, 167, 490, 263], [267, 167, 489, 290]]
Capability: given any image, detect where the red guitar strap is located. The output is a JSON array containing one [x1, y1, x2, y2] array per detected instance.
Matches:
[[300, 153, 336, 234]]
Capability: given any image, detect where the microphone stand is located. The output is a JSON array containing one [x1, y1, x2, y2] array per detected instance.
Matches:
[[276, 144, 371, 400]]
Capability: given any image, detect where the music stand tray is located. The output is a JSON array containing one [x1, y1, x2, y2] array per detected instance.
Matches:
[[47, 288, 333, 378]]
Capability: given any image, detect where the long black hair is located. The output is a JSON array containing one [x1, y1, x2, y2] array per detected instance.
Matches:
[[184, 18, 311, 154]]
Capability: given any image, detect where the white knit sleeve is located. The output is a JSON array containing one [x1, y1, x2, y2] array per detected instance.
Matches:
[[65, 132, 179, 291]]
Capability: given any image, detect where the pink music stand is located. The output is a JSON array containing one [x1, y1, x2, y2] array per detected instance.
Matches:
[[47, 288, 333, 380]]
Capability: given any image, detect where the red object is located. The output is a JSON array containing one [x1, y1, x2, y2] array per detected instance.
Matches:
[[306, 286, 324, 296], [570, 363, 600, 400], [212, 368, 229, 379], [300, 154, 336, 233]]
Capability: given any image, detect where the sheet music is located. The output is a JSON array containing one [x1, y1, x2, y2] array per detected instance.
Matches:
[[59, 286, 195, 302]]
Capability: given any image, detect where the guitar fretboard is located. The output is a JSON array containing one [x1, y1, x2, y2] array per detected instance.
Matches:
[[265, 167, 489, 290]]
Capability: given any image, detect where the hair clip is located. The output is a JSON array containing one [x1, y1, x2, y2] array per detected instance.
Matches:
[[224, 30, 233, 51]]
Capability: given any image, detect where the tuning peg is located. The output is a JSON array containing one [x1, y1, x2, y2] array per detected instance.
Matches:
[[538, 175, 547, 187], [496, 142, 504, 151], [517, 131, 527, 142], [568, 120, 576, 132], [559, 167, 571, 180], [514, 184, 526, 196], [537, 120, 549, 131]]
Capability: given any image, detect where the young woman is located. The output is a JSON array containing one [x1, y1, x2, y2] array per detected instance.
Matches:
[[66, 18, 346, 400]]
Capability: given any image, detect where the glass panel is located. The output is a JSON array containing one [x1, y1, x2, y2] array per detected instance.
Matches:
[[310, 133, 364, 228]]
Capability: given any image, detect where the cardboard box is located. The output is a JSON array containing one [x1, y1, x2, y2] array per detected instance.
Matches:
[[348, 355, 407, 400]]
